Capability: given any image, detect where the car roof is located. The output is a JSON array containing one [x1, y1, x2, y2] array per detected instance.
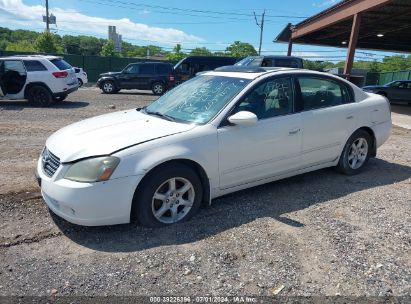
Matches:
[[204, 66, 297, 79], [242, 55, 303, 60], [0, 54, 61, 60]]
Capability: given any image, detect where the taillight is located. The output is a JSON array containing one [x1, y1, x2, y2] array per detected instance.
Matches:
[[169, 74, 175, 82], [52, 71, 68, 78]]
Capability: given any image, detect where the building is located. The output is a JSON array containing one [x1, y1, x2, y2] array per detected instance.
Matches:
[[275, 0, 411, 78], [108, 25, 122, 53]]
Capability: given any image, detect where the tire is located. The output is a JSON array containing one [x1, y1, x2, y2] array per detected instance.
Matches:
[[101, 80, 116, 94], [77, 78, 83, 87], [53, 94, 67, 102], [27, 85, 53, 107], [337, 130, 372, 175], [152, 82, 165, 95], [132, 163, 203, 227]]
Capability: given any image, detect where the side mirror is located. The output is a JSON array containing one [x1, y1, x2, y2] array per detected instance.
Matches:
[[227, 111, 258, 127]]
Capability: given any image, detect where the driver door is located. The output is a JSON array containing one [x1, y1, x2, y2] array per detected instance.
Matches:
[[217, 76, 302, 189]]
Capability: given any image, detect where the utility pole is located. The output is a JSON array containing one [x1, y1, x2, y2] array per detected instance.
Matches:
[[45, 0, 50, 32], [254, 10, 265, 55]]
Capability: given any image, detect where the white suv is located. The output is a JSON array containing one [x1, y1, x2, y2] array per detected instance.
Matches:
[[0, 55, 78, 106]]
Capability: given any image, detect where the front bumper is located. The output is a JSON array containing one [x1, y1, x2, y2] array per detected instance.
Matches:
[[36, 158, 143, 226]]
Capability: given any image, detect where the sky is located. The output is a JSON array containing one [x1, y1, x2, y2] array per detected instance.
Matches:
[[0, 0, 404, 61]]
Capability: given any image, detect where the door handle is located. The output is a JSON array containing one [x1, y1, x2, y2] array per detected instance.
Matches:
[[289, 128, 301, 135], [346, 115, 354, 120]]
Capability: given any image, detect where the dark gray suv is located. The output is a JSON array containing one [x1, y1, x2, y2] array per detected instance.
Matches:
[[97, 62, 175, 95]]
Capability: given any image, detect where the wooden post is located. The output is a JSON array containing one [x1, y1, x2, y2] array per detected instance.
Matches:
[[343, 13, 361, 77], [287, 38, 293, 56]]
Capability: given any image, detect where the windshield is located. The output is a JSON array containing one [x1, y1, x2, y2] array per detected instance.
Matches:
[[145, 75, 250, 124], [234, 56, 263, 67]]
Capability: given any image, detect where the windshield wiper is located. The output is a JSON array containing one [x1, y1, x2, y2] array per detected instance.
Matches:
[[144, 110, 176, 122]]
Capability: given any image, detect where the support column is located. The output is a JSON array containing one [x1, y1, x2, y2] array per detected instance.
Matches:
[[343, 13, 361, 77], [287, 38, 293, 56]]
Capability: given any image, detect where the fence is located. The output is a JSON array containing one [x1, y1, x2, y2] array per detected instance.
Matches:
[[0, 50, 170, 82], [366, 70, 411, 85]]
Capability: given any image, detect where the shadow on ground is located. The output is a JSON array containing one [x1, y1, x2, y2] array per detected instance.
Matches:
[[0, 100, 89, 110], [52, 158, 411, 253]]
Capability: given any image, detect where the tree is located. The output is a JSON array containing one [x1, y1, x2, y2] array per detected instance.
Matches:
[[34, 32, 59, 53], [6, 41, 36, 52], [225, 41, 257, 57], [166, 43, 186, 62], [101, 40, 116, 57], [190, 47, 212, 56]]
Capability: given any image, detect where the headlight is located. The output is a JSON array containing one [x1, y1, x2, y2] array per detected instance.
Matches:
[[64, 156, 120, 183]]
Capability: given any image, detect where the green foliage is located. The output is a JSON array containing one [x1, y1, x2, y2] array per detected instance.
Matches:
[[5, 41, 36, 52], [34, 32, 60, 53], [100, 40, 116, 57], [166, 44, 186, 62], [225, 41, 257, 57], [190, 47, 212, 56], [303, 60, 334, 71]]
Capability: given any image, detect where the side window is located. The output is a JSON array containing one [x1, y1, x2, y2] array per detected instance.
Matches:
[[261, 58, 273, 67], [139, 64, 155, 74], [125, 64, 139, 73], [4, 60, 26, 75], [234, 77, 294, 120], [74, 68, 81, 73], [23, 60, 47, 72], [156, 64, 171, 74], [298, 77, 351, 111]]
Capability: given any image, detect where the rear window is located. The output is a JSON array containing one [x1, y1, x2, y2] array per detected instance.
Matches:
[[50, 58, 72, 70], [156, 64, 172, 74], [74, 68, 81, 73], [23, 60, 47, 72], [274, 59, 301, 68]]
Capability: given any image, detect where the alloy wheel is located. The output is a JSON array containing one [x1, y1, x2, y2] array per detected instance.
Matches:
[[348, 137, 368, 169], [151, 177, 195, 224]]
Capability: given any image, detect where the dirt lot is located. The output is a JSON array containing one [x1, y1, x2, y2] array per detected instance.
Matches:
[[0, 88, 410, 297]]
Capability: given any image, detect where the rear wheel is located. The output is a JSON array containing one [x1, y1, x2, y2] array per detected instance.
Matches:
[[27, 85, 53, 107], [337, 130, 372, 175], [132, 164, 203, 227], [101, 80, 116, 94], [152, 82, 165, 95]]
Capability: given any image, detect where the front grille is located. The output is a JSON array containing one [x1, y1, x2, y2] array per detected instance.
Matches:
[[42, 147, 61, 177]]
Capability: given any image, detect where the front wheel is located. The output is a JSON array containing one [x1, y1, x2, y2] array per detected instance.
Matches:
[[132, 164, 203, 227], [152, 82, 165, 95], [337, 130, 372, 175], [77, 78, 83, 87], [101, 80, 116, 94]]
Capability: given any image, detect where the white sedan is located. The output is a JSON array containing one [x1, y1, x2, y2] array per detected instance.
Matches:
[[36, 67, 391, 227]]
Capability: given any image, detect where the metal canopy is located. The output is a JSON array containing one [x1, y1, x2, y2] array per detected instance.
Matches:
[[275, 0, 411, 53]]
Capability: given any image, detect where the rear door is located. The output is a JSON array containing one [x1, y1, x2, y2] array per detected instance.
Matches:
[[137, 64, 156, 89], [297, 75, 357, 167]]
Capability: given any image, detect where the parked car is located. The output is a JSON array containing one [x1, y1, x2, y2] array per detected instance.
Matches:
[[174, 56, 239, 84], [234, 55, 304, 69], [363, 80, 411, 104], [0, 55, 78, 106], [74, 67, 88, 87], [97, 62, 175, 95], [36, 67, 391, 227]]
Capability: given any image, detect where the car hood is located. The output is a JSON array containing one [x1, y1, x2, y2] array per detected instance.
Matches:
[[46, 110, 196, 163], [363, 85, 386, 89], [99, 71, 121, 77]]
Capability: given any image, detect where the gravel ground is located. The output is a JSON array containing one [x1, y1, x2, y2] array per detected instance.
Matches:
[[0, 88, 410, 297]]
